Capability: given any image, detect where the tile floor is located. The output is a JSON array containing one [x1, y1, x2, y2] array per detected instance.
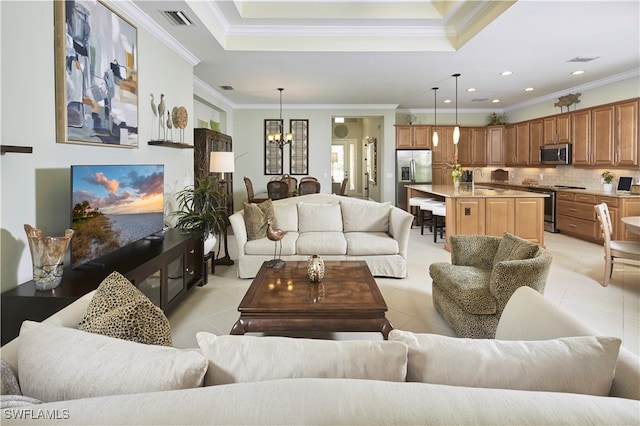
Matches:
[[168, 228, 640, 356]]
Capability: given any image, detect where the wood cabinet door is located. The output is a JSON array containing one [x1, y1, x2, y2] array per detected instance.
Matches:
[[456, 198, 485, 235], [431, 164, 448, 186], [486, 198, 514, 237], [470, 127, 487, 166], [486, 126, 505, 166], [616, 100, 639, 167], [591, 105, 615, 166], [572, 110, 591, 166], [514, 198, 544, 244], [395, 126, 412, 149], [504, 125, 516, 166], [529, 119, 543, 166], [515, 122, 530, 165], [557, 114, 571, 143], [456, 128, 472, 166], [543, 116, 557, 145], [413, 125, 432, 149]]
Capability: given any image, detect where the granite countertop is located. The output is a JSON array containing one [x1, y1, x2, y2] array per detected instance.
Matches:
[[406, 184, 548, 198], [485, 182, 640, 198]]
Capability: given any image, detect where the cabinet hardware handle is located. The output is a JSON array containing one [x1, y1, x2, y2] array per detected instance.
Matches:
[[188, 270, 195, 275], [568, 208, 577, 212], [189, 249, 195, 254], [570, 224, 577, 228]]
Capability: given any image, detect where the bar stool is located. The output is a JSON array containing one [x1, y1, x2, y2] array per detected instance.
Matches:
[[409, 197, 432, 228], [419, 200, 441, 235], [431, 203, 447, 242]]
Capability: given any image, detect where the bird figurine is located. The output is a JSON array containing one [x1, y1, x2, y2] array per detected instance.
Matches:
[[266, 218, 286, 268], [166, 110, 173, 141], [157, 94, 165, 139], [150, 94, 157, 139]]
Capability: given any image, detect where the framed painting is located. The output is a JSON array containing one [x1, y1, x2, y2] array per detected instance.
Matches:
[[54, 0, 138, 147], [289, 119, 308, 175], [264, 119, 283, 175]]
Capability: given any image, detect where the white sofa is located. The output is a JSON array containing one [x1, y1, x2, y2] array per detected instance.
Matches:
[[2, 287, 639, 425], [229, 193, 414, 279]]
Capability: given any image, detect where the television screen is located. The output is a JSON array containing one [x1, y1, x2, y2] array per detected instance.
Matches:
[[71, 164, 165, 268]]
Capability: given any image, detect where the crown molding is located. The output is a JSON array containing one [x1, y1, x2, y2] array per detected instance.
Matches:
[[233, 104, 399, 110], [193, 77, 235, 110]]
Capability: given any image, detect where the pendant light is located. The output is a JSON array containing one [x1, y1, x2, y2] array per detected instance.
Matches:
[[452, 73, 461, 145], [268, 88, 293, 147], [431, 87, 439, 147]]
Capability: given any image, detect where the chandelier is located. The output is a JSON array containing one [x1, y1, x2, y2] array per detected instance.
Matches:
[[268, 88, 293, 147]]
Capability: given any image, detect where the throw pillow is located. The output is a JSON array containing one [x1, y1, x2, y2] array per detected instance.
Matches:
[[77, 271, 172, 346], [388, 330, 620, 397], [341, 200, 391, 232], [196, 333, 408, 385], [297, 202, 343, 233], [493, 231, 540, 266], [17, 321, 208, 403], [244, 200, 275, 240], [1, 359, 21, 395]]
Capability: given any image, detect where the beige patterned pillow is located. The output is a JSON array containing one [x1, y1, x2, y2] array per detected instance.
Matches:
[[244, 200, 275, 240], [78, 271, 172, 346]]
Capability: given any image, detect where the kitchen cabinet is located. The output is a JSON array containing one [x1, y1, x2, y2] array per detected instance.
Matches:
[[470, 127, 487, 166], [455, 198, 486, 235], [510, 122, 531, 166], [432, 164, 450, 186], [514, 198, 545, 244], [571, 109, 591, 166], [504, 125, 516, 166], [543, 114, 571, 145], [431, 126, 457, 164], [616, 99, 639, 167], [451, 127, 472, 165], [486, 126, 505, 166], [486, 198, 514, 236], [395, 125, 431, 149], [529, 119, 543, 166], [591, 105, 616, 166]]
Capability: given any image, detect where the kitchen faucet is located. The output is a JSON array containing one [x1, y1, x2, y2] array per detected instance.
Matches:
[[471, 167, 484, 192]]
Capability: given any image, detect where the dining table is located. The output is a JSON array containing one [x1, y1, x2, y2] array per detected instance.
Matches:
[[621, 216, 640, 235]]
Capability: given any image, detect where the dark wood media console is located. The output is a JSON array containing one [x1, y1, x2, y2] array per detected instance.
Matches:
[[1, 228, 206, 345]]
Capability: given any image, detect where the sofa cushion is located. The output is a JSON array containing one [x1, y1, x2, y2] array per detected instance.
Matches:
[[296, 232, 347, 255], [341, 200, 390, 232], [273, 203, 298, 232], [77, 271, 172, 346], [17, 321, 208, 403], [298, 202, 342, 232], [344, 232, 399, 255], [1, 359, 21, 396], [388, 331, 620, 397], [244, 200, 275, 240], [244, 232, 298, 256], [493, 231, 540, 266], [429, 264, 496, 314], [196, 334, 408, 385]]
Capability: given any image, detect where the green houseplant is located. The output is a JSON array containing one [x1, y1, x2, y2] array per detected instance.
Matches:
[[601, 170, 614, 193], [171, 177, 228, 254]]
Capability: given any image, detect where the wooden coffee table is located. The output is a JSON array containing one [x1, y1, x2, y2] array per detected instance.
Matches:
[[230, 260, 393, 339]]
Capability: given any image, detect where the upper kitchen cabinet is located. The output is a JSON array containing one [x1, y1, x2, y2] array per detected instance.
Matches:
[[529, 119, 543, 166], [395, 125, 431, 149], [504, 125, 517, 166], [572, 109, 591, 166], [616, 99, 639, 167], [431, 126, 460, 165], [543, 113, 571, 145], [505, 123, 531, 166], [591, 105, 616, 166], [486, 126, 505, 166]]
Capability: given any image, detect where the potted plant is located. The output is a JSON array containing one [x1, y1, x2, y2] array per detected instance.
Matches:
[[601, 170, 614, 192], [171, 177, 228, 255]]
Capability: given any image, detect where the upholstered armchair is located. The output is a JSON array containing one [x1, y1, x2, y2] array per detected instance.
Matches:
[[429, 233, 553, 339]]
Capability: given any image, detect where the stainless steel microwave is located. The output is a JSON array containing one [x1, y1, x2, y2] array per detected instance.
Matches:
[[540, 143, 572, 165]]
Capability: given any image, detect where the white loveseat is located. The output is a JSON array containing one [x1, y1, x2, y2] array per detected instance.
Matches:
[[229, 193, 413, 279], [2, 287, 639, 425]]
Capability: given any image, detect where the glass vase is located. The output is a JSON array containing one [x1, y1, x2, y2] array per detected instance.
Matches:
[[453, 177, 460, 193], [307, 254, 325, 283], [24, 224, 73, 290]]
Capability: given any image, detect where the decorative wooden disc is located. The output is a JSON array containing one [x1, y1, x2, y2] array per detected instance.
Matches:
[[176, 106, 188, 129], [171, 107, 179, 128]]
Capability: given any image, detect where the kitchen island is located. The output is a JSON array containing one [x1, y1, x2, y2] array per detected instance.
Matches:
[[406, 184, 548, 251]]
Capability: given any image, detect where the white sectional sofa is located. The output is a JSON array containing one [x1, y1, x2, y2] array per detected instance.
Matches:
[[2, 287, 638, 425], [229, 193, 414, 279]]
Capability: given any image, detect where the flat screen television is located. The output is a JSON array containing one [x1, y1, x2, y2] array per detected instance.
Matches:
[[70, 164, 165, 268]]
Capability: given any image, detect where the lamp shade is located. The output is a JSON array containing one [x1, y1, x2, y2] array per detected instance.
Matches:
[[209, 151, 235, 173]]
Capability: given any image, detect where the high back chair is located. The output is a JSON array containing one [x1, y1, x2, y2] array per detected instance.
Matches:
[[244, 177, 255, 202], [339, 177, 349, 196], [299, 176, 318, 184], [281, 175, 297, 197], [594, 203, 640, 287], [298, 180, 321, 195], [267, 180, 289, 201]]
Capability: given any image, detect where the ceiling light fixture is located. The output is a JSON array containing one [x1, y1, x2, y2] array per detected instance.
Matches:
[[500, 71, 513, 76], [525, 87, 534, 92], [467, 88, 476, 92], [492, 99, 501, 103], [267, 88, 293, 148], [571, 70, 585, 75], [443, 99, 452, 104], [432, 87, 439, 148], [452, 73, 461, 145]]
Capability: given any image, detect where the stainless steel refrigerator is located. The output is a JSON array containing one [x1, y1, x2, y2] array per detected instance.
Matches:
[[396, 150, 432, 211]]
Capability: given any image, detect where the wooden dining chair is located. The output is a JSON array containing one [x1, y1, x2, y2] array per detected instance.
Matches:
[[339, 177, 349, 196], [298, 180, 321, 195], [244, 177, 255, 203], [281, 174, 297, 197], [594, 203, 640, 286], [267, 180, 289, 201], [299, 176, 318, 184]]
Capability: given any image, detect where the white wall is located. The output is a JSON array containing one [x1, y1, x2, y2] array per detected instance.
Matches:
[[0, 1, 195, 291]]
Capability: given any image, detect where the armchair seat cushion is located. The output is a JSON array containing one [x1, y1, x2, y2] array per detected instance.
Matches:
[[429, 264, 496, 315]]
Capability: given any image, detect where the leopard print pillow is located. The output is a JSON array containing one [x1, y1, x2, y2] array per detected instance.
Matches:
[[78, 271, 172, 346]]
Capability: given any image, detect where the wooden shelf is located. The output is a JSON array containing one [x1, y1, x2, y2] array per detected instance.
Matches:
[[1, 145, 33, 154], [147, 141, 193, 149]]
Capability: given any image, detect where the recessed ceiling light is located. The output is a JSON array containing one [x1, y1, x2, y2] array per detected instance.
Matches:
[[467, 88, 476, 92], [572, 70, 585, 75], [443, 99, 452, 104], [525, 87, 534, 92], [500, 71, 513, 76], [491, 99, 500, 103], [334, 117, 344, 123]]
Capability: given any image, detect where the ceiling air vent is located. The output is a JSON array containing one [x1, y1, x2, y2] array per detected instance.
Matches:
[[219, 86, 234, 91], [163, 10, 194, 26], [471, 98, 489, 102], [567, 56, 599, 63]]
